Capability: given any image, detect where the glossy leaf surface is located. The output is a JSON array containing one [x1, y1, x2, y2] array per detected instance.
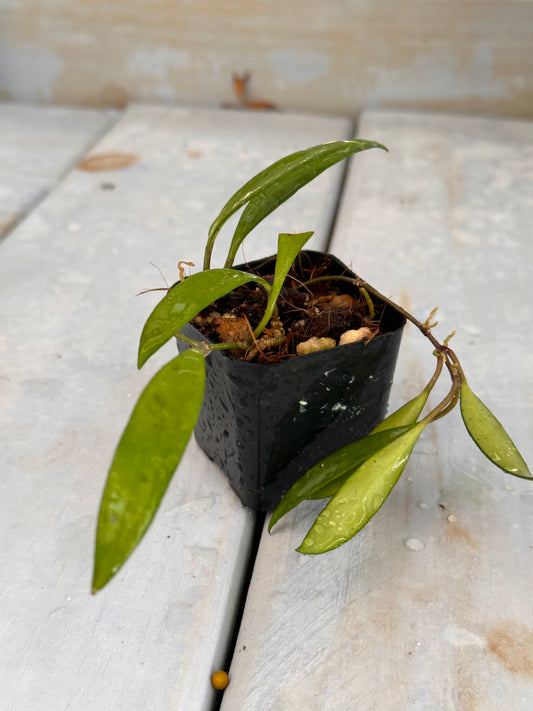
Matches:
[[138, 268, 269, 368], [203, 140, 387, 268], [269, 426, 410, 531], [254, 231, 313, 336], [298, 422, 426, 554], [313, 390, 429, 498], [92, 350, 206, 591], [460, 381, 531, 478], [270, 382, 432, 529], [371, 387, 430, 433]]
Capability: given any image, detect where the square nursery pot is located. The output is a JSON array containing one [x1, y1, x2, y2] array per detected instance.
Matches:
[[178, 250, 406, 511]]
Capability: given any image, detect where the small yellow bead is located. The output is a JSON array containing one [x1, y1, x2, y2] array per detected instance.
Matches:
[[211, 670, 229, 690]]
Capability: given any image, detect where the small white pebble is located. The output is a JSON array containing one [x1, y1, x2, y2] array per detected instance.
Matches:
[[447, 514, 458, 524], [339, 327, 373, 345], [296, 337, 336, 356]]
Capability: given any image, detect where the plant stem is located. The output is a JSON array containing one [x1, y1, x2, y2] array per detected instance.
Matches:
[[253, 304, 279, 338], [208, 341, 249, 352], [176, 332, 246, 355], [421, 367, 461, 425], [301, 273, 469, 426], [175, 332, 202, 349], [359, 287, 375, 319], [302, 275, 441, 349]]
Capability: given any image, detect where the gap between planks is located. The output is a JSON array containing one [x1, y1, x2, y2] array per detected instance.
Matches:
[[209, 118, 358, 711]]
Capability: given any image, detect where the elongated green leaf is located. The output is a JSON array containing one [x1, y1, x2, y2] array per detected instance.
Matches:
[[92, 350, 206, 592], [138, 269, 269, 368], [254, 231, 314, 336], [269, 426, 410, 531], [312, 392, 430, 499], [460, 382, 531, 479], [298, 422, 426, 554], [203, 140, 387, 269], [372, 389, 431, 433], [269, 382, 432, 530]]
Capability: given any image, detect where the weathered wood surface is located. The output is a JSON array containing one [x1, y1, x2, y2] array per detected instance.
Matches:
[[221, 111, 533, 710], [2, 1, 533, 120], [0, 104, 350, 711], [0, 102, 115, 238]]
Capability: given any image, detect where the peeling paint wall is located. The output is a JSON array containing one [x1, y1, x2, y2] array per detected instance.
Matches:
[[1, 0, 532, 117]]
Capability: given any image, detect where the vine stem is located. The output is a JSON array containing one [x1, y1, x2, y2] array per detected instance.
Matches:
[[302, 275, 440, 346], [357, 277, 464, 421], [176, 332, 245, 355], [421, 366, 461, 425], [301, 273, 465, 422]]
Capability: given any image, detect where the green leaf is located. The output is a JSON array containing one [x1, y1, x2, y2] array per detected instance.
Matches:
[[297, 422, 426, 554], [307, 389, 430, 498], [92, 349, 206, 592], [371, 388, 431, 433], [269, 382, 432, 531], [269, 426, 411, 531], [460, 381, 531, 479], [138, 268, 269, 368], [203, 140, 388, 269], [254, 231, 314, 336]]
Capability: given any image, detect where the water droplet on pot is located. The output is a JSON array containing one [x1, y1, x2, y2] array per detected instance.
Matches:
[[404, 537, 425, 552]]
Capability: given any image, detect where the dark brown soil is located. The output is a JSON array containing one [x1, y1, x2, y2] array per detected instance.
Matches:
[[193, 253, 387, 363]]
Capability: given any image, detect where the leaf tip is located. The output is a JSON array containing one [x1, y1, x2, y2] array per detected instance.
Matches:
[[296, 545, 319, 556], [137, 347, 148, 370], [268, 511, 281, 533]]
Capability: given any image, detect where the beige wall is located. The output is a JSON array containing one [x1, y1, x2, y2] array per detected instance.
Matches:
[[1, 0, 532, 118]]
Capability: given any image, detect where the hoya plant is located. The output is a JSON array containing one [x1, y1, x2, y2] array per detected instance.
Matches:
[[92, 140, 530, 592]]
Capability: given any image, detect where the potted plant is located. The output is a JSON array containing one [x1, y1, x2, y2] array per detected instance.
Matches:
[[92, 141, 530, 593]]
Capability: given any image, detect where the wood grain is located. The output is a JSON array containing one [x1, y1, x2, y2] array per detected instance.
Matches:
[[1, 1, 532, 118], [221, 110, 533, 710], [0, 103, 114, 237], [0, 105, 350, 711]]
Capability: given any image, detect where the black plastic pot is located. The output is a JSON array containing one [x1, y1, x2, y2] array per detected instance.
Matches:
[[178, 251, 405, 511]]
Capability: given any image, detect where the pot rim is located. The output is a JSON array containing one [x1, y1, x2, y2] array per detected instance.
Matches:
[[179, 249, 406, 368]]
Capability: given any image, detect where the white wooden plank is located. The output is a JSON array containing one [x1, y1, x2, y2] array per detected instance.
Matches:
[[3, 1, 533, 120], [0, 102, 115, 237], [221, 111, 533, 710], [0, 105, 351, 711]]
